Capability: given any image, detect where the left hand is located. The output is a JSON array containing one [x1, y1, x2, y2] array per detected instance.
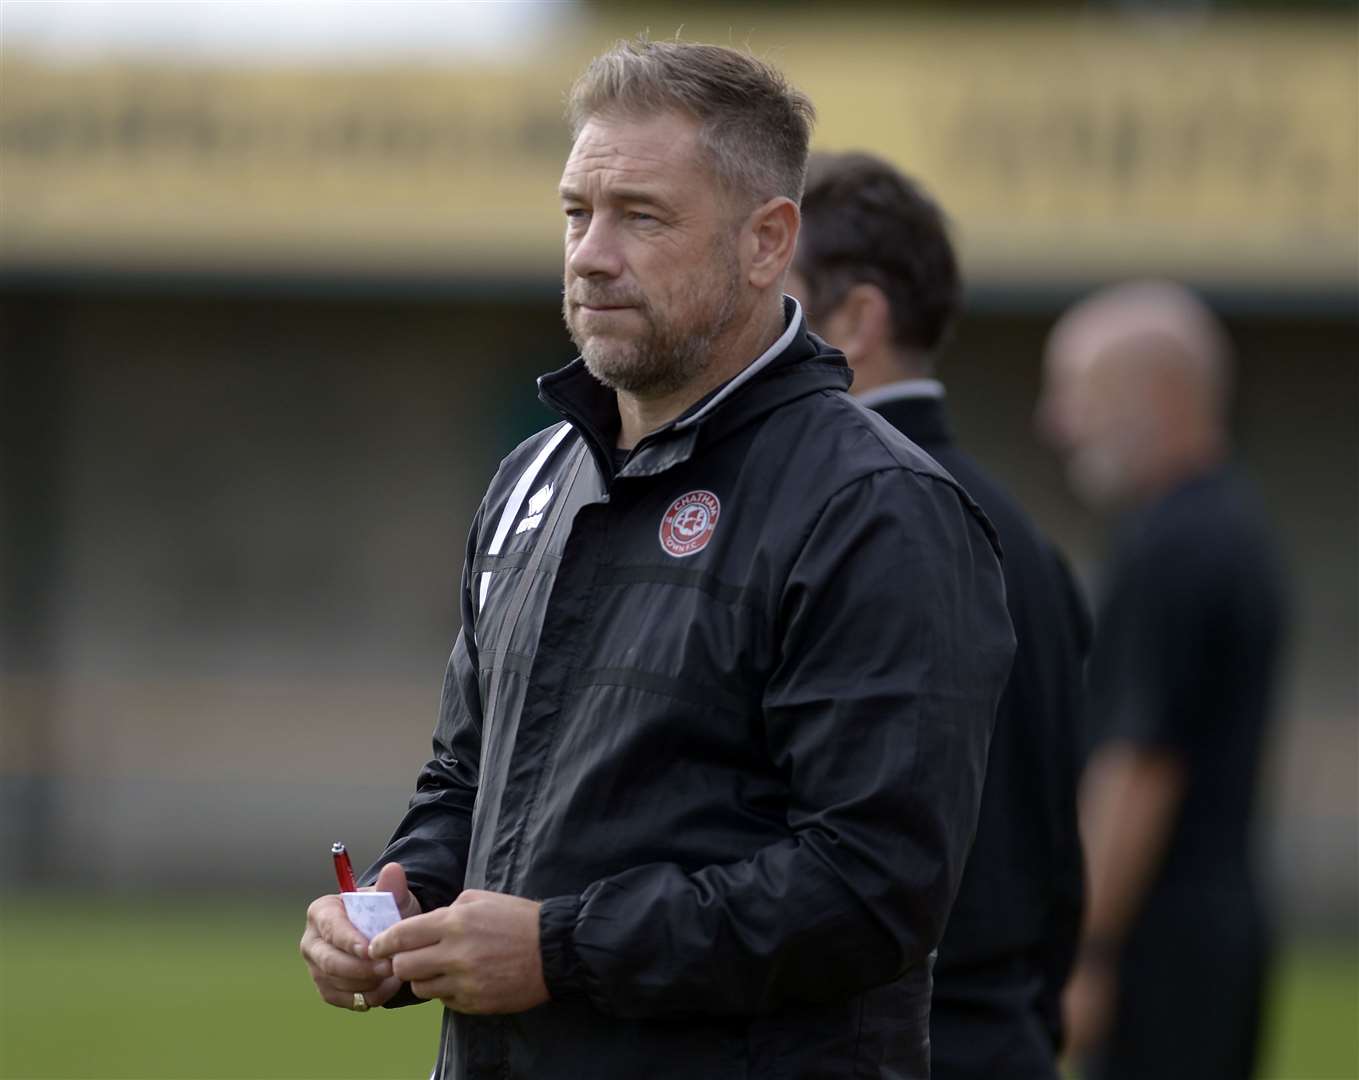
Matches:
[[368, 889, 549, 1014]]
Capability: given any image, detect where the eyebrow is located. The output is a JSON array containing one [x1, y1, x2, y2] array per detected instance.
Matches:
[[558, 185, 671, 210]]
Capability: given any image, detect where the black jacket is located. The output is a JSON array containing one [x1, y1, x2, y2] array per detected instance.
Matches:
[[367, 307, 1016, 1080], [1083, 465, 1284, 1080], [870, 394, 1088, 1080]]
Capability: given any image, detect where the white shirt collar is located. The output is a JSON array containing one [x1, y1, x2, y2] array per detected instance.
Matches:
[[854, 378, 946, 410], [673, 298, 804, 430]]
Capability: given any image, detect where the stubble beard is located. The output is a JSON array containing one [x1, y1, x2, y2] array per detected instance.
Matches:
[[563, 245, 743, 399], [1066, 420, 1151, 509], [1066, 445, 1127, 509]]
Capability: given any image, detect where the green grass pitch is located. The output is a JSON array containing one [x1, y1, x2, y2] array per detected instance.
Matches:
[[0, 893, 1354, 1079]]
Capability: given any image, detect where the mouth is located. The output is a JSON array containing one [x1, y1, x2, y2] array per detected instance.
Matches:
[[574, 304, 640, 325]]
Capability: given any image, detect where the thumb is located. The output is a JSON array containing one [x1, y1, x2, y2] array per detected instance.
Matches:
[[375, 862, 420, 917]]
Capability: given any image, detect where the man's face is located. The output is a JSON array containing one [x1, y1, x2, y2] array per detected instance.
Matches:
[[1039, 341, 1158, 508], [559, 110, 745, 397]]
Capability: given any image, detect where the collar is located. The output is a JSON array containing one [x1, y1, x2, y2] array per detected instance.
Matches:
[[538, 296, 851, 482], [855, 378, 946, 409], [865, 386, 955, 451], [672, 298, 804, 430]]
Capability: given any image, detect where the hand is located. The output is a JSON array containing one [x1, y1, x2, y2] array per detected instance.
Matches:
[[1061, 955, 1117, 1066], [299, 862, 421, 1011], [368, 889, 549, 1015]]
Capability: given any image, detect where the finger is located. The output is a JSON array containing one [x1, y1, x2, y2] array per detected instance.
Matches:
[[374, 862, 418, 914], [373, 862, 406, 894], [390, 942, 458, 985], [305, 938, 384, 984], [369, 908, 453, 959], [411, 972, 462, 1002], [322, 970, 390, 994], [362, 974, 406, 1009], [309, 894, 370, 959], [313, 976, 364, 1011]]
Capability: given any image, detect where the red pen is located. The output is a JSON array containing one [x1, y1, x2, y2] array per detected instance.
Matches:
[[331, 841, 357, 893]]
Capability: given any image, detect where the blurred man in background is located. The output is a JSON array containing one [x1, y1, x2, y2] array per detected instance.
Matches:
[[1039, 282, 1288, 1080], [300, 41, 1015, 1080], [789, 151, 1090, 1080]]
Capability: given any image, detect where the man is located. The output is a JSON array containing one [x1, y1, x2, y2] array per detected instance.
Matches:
[[1038, 282, 1287, 1080], [298, 40, 1015, 1080], [787, 152, 1089, 1080]]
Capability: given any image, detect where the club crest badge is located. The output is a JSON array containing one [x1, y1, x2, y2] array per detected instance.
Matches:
[[659, 490, 721, 558]]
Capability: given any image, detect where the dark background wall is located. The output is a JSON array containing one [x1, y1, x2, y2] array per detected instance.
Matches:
[[2, 280, 1354, 927]]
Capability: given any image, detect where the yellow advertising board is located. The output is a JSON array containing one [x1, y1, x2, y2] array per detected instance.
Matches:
[[1, 13, 1354, 287]]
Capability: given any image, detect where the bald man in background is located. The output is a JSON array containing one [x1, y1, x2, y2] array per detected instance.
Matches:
[[1038, 282, 1288, 1080]]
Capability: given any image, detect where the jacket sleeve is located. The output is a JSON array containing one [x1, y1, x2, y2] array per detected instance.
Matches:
[[1035, 547, 1091, 1049], [359, 505, 485, 915], [538, 468, 1017, 1017]]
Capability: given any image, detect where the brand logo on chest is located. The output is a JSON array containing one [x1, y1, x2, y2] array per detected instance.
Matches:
[[514, 483, 554, 536], [659, 490, 721, 558]]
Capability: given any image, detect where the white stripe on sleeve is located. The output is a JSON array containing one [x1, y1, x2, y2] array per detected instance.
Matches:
[[477, 422, 573, 612]]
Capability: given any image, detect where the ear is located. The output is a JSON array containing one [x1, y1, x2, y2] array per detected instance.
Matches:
[[744, 197, 800, 290], [832, 282, 894, 360]]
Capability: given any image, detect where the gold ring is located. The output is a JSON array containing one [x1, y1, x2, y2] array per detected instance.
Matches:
[[352, 992, 370, 1013]]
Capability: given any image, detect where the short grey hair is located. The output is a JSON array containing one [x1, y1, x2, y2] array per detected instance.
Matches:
[[566, 37, 816, 208]]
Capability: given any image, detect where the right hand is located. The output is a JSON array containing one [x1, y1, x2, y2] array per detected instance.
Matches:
[[299, 862, 422, 1010]]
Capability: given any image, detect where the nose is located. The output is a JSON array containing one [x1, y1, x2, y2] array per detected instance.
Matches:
[[567, 212, 624, 280]]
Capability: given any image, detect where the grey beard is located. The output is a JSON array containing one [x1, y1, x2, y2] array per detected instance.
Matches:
[[564, 288, 740, 398]]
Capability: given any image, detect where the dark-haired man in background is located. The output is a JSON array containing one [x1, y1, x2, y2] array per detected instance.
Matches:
[[789, 151, 1089, 1080]]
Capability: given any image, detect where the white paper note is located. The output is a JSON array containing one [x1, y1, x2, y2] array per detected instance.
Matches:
[[342, 891, 403, 941]]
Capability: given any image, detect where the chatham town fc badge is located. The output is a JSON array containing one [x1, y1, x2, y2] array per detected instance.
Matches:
[[659, 490, 721, 558]]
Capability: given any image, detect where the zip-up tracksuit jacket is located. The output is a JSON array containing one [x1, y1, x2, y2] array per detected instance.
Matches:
[[365, 302, 1017, 1079]]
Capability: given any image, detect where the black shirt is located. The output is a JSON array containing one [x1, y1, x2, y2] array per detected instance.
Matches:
[[1087, 464, 1287, 888], [1083, 464, 1287, 1080]]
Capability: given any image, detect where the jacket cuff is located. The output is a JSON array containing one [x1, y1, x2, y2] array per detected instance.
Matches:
[[381, 982, 425, 1009], [539, 894, 586, 1000]]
